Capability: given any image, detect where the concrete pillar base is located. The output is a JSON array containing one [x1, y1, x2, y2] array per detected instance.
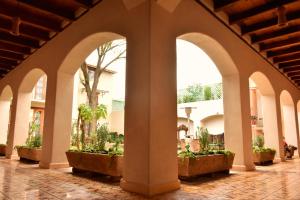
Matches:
[[5, 154, 19, 160], [274, 157, 283, 163], [120, 179, 180, 197], [232, 164, 256, 171], [39, 161, 69, 169]]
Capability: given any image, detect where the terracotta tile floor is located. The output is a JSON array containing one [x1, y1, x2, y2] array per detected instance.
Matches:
[[0, 158, 300, 200]]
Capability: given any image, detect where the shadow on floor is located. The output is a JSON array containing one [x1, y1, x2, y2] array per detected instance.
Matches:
[[66, 169, 121, 185], [180, 172, 236, 185]]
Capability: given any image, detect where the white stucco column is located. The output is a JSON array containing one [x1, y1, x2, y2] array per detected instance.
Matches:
[[120, 2, 180, 196], [275, 94, 285, 161], [6, 92, 31, 158], [282, 105, 298, 148], [39, 72, 73, 169], [0, 100, 11, 144], [261, 95, 281, 160], [293, 103, 300, 156], [224, 74, 255, 171]]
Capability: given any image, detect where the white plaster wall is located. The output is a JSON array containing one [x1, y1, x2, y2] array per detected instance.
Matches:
[[282, 105, 298, 147]]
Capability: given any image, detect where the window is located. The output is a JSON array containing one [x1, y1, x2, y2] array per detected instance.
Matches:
[[35, 77, 44, 100], [88, 69, 95, 81]]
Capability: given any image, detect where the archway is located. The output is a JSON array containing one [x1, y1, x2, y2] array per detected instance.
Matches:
[[0, 86, 13, 146], [280, 90, 299, 153], [40, 32, 126, 169], [6, 68, 47, 158], [249, 71, 280, 160], [177, 33, 254, 170]]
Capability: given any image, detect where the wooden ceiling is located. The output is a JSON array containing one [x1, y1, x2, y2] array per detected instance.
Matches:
[[197, 0, 300, 88], [0, 0, 101, 78]]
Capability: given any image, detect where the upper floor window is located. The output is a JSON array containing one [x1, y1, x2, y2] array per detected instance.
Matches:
[[35, 77, 44, 100]]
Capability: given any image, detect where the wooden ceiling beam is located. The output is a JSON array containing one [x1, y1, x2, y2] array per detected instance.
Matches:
[[273, 52, 300, 64], [0, 63, 14, 70], [229, 0, 296, 25], [241, 11, 300, 35], [0, 41, 32, 55], [279, 60, 300, 68], [19, 0, 75, 21], [213, 0, 239, 12], [282, 65, 300, 73], [0, 57, 19, 67], [74, 0, 96, 8], [0, 17, 51, 41], [259, 36, 300, 52], [252, 25, 300, 44], [0, 50, 24, 61], [0, 3, 62, 32], [267, 45, 300, 58], [0, 68, 10, 73], [286, 71, 300, 77], [0, 31, 40, 49], [291, 75, 300, 80]]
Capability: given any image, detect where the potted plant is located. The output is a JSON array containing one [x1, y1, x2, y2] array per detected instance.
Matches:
[[15, 120, 42, 162], [252, 135, 276, 165], [66, 104, 123, 177], [0, 144, 6, 156], [178, 127, 235, 178]]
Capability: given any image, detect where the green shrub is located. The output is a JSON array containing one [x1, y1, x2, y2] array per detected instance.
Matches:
[[178, 144, 195, 158], [252, 135, 276, 154], [198, 127, 209, 153], [253, 135, 264, 148], [25, 134, 42, 148]]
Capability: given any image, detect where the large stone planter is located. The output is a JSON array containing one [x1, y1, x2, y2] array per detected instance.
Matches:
[[253, 151, 275, 165], [178, 154, 235, 178], [16, 147, 42, 162], [0, 145, 6, 156], [66, 151, 123, 177]]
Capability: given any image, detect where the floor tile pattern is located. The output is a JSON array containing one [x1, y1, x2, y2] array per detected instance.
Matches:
[[0, 158, 300, 199]]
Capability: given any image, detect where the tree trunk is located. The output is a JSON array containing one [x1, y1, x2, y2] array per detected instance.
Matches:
[[88, 93, 98, 135], [76, 112, 80, 149]]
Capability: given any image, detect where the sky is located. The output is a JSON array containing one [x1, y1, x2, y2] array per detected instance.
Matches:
[[85, 39, 222, 100]]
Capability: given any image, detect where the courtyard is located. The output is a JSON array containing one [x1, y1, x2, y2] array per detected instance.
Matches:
[[1, 0, 300, 198], [0, 157, 299, 200]]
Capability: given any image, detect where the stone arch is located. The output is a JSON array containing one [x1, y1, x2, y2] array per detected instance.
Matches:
[[280, 90, 299, 150], [40, 32, 126, 168], [0, 85, 13, 145], [19, 68, 46, 93], [249, 71, 280, 159], [5, 68, 47, 158], [177, 32, 253, 169]]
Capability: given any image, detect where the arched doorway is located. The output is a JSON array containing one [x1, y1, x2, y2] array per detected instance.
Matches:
[[6, 68, 47, 158], [249, 71, 281, 160], [177, 32, 254, 170], [280, 90, 299, 155], [0, 86, 13, 146], [40, 32, 126, 168]]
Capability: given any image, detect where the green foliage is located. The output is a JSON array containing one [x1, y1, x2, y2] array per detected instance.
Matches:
[[179, 144, 233, 158], [204, 86, 212, 100], [95, 104, 107, 120], [177, 83, 223, 103], [29, 120, 40, 136], [253, 135, 264, 148], [253, 146, 276, 154], [252, 135, 276, 154], [78, 104, 93, 122], [178, 84, 202, 103], [198, 127, 209, 153], [25, 134, 42, 148], [178, 144, 195, 158], [95, 123, 109, 151]]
